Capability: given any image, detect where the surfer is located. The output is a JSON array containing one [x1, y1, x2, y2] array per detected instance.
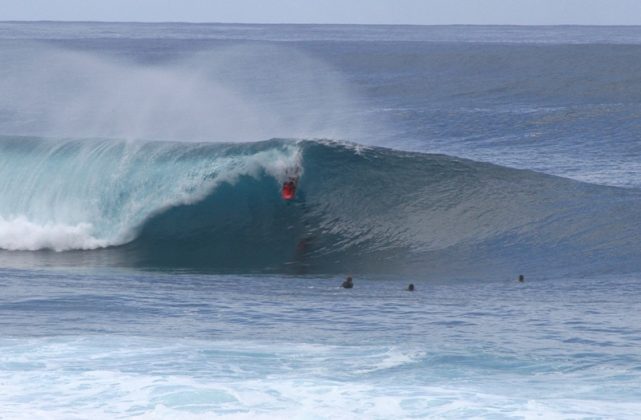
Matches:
[[281, 178, 297, 201], [341, 276, 353, 289], [518, 274, 525, 282], [281, 167, 301, 201], [280, 172, 298, 201], [407, 283, 415, 291]]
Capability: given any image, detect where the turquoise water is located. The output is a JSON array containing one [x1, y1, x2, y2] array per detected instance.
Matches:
[[1, 22, 641, 418]]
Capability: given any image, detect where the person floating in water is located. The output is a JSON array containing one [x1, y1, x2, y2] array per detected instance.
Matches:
[[407, 283, 415, 291], [281, 177, 298, 201], [518, 274, 525, 282], [341, 276, 353, 289]]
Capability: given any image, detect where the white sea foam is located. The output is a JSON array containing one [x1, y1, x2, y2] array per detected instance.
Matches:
[[0, 216, 107, 251], [2, 336, 640, 419]]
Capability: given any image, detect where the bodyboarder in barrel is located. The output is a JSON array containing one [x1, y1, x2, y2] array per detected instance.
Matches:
[[281, 178, 297, 201], [281, 165, 301, 201]]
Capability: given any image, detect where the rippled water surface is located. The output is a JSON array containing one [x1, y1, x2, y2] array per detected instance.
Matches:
[[1, 268, 640, 418]]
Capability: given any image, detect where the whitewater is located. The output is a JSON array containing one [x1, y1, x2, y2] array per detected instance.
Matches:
[[1, 22, 641, 418]]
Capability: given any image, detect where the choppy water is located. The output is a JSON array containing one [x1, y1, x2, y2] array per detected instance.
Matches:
[[1, 268, 641, 418], [1, 22, 641, 418]]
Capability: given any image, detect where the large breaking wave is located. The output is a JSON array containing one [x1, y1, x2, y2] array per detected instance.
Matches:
[[1, 136, 641, 276]]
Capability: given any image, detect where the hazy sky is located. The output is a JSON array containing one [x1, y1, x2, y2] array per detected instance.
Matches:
[[3, 0, 641, 25]]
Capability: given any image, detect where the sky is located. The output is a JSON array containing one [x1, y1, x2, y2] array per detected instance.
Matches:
[[2, 0, 641, 25]]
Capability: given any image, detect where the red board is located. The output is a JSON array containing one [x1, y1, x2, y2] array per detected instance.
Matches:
[[281, 181, 296, 200]]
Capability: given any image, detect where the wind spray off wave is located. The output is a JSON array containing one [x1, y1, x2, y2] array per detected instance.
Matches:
[[0, 44, 377, 143]]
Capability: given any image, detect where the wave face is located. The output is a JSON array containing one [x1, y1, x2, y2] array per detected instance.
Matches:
[[0, 136, 299, 250], [1, 136, 641, 276]]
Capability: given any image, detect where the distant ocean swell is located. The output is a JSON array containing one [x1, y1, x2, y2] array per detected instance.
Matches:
[[1, 136, 640, 275]]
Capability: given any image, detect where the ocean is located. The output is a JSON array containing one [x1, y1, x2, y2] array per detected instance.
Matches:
[[0, 22, 640, 418]]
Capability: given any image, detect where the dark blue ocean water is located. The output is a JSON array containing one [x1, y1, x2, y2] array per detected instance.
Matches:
[[1, 22, 641, 418]]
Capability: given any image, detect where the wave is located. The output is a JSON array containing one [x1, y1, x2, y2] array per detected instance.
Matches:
[[1, 136, 641, 276], [0, 136, 301, 249]]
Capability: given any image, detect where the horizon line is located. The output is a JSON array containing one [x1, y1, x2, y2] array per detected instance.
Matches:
[[3, 20, 641, 28]]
